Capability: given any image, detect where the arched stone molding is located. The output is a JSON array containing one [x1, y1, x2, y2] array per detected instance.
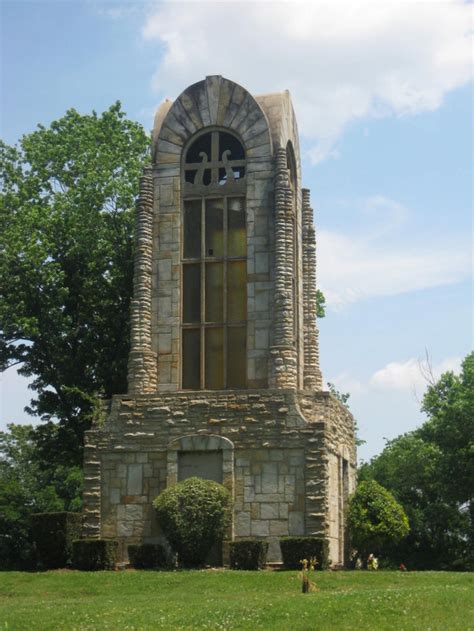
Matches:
[[255, 91, 301, 188], [152, 76, 273, 167], [166, 434, 234, 492]]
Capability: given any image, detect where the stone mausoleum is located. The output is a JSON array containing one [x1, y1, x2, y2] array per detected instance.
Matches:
[[83, 76, 356, 565]]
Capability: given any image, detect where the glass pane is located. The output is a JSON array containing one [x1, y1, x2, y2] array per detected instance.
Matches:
[[183, 200, 201, 259], [228, 198, 246, 257], [184, 169, 197, 184], [205, 199, 224, 257], [227, 327, 246, 388], [205, 263, 223, 322], [182, 329, 200, 389], [183, 264, 201, 323], [219, 132, 245, 161], [203, 169, 212, 186], [186, 132, 211, 164], [205, 328, 224, 389], [227, 261, 247, 322]]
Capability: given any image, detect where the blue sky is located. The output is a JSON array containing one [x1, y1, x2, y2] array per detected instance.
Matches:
[[1, 0, 472, 461]]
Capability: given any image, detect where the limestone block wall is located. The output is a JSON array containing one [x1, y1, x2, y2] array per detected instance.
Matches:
[[123, 75, 322, 394], [83, 390, 356, 564], [150, 76, 275, 391]]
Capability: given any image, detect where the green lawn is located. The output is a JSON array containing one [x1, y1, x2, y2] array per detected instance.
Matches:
[[0, 570, 472, 630]]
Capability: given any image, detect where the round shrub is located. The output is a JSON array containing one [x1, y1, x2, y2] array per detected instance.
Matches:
[[348, 480, 409, 559], [153, 477, 232, 567]]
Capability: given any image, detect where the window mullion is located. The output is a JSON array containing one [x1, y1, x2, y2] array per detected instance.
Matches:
[[223, 197, 228, 389], [200, 198, 206, 389], [211, 131, 219, 185]]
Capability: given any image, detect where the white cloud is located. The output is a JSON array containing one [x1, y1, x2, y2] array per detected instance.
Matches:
[[142, 0, 472, 162], [330, 372, 366, 395], [317, 195, 471, 308], [369, 355, 462, 391], [319, 228, 471, 308]]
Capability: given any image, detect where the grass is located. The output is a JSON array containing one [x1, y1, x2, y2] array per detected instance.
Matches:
[[0, 569, 473, 630]]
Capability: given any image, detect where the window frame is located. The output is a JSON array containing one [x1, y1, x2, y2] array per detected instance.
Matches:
[[180, 128, 247, 391]]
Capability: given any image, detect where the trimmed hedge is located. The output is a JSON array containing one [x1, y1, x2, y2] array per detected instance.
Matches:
[[128, 543, 167, 569], [229, 540, 268, 570], [279, 537, 330, 570], [30, 512, 82, 569], [72, 539, 118, 571]]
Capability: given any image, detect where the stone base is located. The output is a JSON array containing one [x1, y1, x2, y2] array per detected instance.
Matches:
[[83, 389, 356, 565]]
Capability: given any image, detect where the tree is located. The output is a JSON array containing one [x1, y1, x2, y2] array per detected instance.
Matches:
[[153, 477, 232, 567], [348, 479, 409, 563], [359, 352, 474, 569], [316, 289, 326, 319], [0, 103, 149, 466], [420, 352, 473, 508], [0, 423, 83, 569]]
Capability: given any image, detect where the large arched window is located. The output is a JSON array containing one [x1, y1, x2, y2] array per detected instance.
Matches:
[[181, 130, 247, 390]]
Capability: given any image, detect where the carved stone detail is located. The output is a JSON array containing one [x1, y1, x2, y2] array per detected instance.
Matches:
[[302, 188, 322, 390], [269, 148, 297, 389], [127, 166, 157, 393]]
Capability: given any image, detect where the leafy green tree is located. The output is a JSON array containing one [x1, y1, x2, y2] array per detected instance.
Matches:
[[153, 477, 232, 567], [0, 423, 83, 569], [420, 353, 474, 508], [358, 434, 463, 568], [0, 103, 149, 466], [348, 479, 409, 563], [360, 352, 474, 569]]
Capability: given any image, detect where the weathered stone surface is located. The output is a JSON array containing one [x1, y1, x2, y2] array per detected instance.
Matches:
[[127, 464, 143, 495], [83, 76, 357, 568]]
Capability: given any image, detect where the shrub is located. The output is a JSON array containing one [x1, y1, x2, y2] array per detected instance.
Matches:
[[72, 539, 118, 571], [153, 477, 232, 567], [30, 512, 82, 569], [128, 543, 167, 569], [279, 537, 330, 570], [348, 480, 410, 560], [229, 540, 268, 570]]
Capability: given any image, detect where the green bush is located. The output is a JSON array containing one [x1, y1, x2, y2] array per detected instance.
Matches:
[[153, 477, 232, 567], [348, 480, 410, 560], [30, 512, 82, 569], [279, 537, 330, 570], [72, 539, 118, 571], [128, 543, 167, 569], [229, 540, 268, 570]]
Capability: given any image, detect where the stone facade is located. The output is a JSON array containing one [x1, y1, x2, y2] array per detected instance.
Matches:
[[83, 76, 356, 565]]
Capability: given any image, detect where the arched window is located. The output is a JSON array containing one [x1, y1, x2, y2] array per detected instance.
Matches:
[[181, 130, 247, 390]]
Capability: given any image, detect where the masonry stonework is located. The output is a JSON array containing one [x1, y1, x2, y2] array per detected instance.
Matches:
[[83, 76, 356, 565]]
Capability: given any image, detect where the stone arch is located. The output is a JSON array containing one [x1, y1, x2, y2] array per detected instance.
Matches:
[[152, 76, 273, 166], [166, 434, 234, 493]]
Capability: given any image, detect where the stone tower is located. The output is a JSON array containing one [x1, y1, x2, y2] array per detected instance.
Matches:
[[83, 76, 356, 565]]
